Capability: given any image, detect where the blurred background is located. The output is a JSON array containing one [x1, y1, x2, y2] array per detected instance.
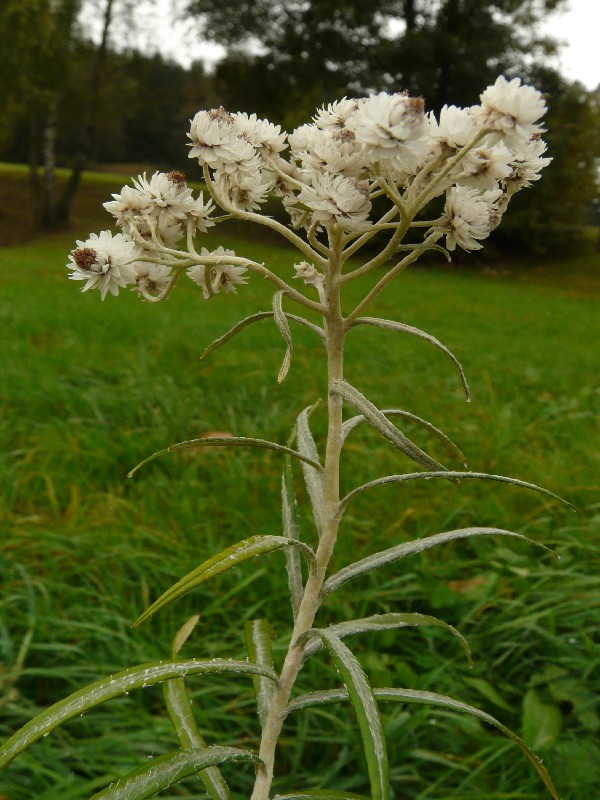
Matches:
[[1, 2, 599, 800]]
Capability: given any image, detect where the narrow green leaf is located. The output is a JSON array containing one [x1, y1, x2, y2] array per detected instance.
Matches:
[[332, 380, 448, 473], [134, 535, 316, 627], [350, 317, 470, 401], [245, 619, 276, 728], [201, 311, 324, 360], [317, 631, 389, 800], [164, 617, 230, 800], [323, 527, 556, 597], [273, 290, 293, 383], [286, 687, 559, 800], [340, 471, 575, 511], [304, 613, 471, 666], [275, 792, 370, 799], [341, 408, 466, 466], [0, 659, 276, 770], [90, 746, 260, 800], [522, 689, 563, 751], [296, 404, 325, 535], [128, 436, 322, 478], [282, 457, 304, 619]]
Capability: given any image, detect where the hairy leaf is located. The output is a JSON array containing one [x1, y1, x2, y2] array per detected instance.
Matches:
[[323, 527, 556, 597], [201, 311, 324, 360], [304, 613, 471, 666], [340, 471, 575, 511], [134, 535, 316, 627], [332, 380, 448, 473], [282, 456, 304, 618], [245, 619, 276, 727], [341, 408, 466, 465], [273, 290, 293, 383], [0, 659, 276, 769], [296, 403, 325, 535], [317, 631, 389, 800], [90, 746, 260, 800], [350, 317, 470, 401], [286, 688, 558, 799], [128, 436, 322, 478]]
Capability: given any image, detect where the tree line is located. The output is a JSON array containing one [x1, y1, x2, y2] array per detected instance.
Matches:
[[1, 0, 598, 253]]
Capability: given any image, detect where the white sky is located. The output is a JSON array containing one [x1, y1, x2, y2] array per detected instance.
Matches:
[[82, 0, 600, 90]]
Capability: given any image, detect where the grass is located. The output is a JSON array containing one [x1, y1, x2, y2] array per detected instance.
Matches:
[[0, 169, 599, 799]]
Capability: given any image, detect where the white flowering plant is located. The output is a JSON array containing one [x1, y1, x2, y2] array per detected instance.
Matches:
[[1, 76, 570, 799]]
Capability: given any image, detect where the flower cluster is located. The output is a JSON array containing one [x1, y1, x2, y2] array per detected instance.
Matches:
[[67, 75, 550, 299]]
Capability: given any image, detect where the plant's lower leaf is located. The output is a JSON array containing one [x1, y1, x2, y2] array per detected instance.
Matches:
[[90, 746, 260, 800], [245, 619, 276, 727], [296, 404, 325, 535], [322, 527, 556, 597], [273, 290, 293, 383], [128, 436, 322, 478], [282, 457, 304, 618], [340, 471, 575, 511], [304, 613, 471, 666], [0, 659, 276, 770], [332, 380, 448, 473], [285, 687, 559, 800], [317, 631, 389, 800], [350, 316, 470, 401], [341, 408, 466, 466], [134, 535, 316, 627]]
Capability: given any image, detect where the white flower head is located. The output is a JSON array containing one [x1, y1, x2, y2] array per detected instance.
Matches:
[[132, 263, 172, 297], [476, 76, 546, 148], [232, 112, 288, 158], [131, 171, 196, 223], [189, 191, 216, 233], [297, 173, 371, 231], [347, 92, 428, 168], [294, 261, 324, 288], [187, 247, 248, 298], [458, 143, 513, 191], [103, 185, 151, 225], [188, 107, 245, 169], [312, 98, 361, 131], [67, 231, 140, 299], [504, 136, 552, 190], [216, 160, 272, 211], [429, 105, 478, 150], [436, 186, 500, 251], [294, 126, 367, 180]]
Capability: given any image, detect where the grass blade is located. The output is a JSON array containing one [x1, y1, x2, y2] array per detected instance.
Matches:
[[134, 535, 316, 627], [341, 407, 467, 465], [245, 619, 276, 727], [275, 793, 370, 799], [296, 403, 325, 535], [317, 631, 389, 800], [286, 688, 559, 800], [0, 659, 276, 770], [273, 290, 293, 383], [90, 746, 260, 800], [304, 612, 471, 666], [340, 470, 575, 511], [323, 527, 556, 597], [350, 316, 470, 401], [128, 436, 323, 478], [282, 457, 304, 618], [332, 380, 448, 473]]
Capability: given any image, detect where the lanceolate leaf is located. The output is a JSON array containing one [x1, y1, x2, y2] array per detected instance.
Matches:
[[245, 619, 276, 727], [340, 471, 575, 511], [304, 613, 471, 666], [350, 317, 470, 401], [317, 632, 389, 800], [275, 792, 370, 799], [128, 437, 322, 478], [285, 688, 559, 800], [90, 746, 260, 800], [201, 311, 325, 360], [134, 536, 316, 627], [331, 380, 448, 473], [273, 290, 293, 383], [0, 659, 276, 770], [341, 408, 466, 465], [322, 527, 556, 597], [282, 457, 304, 618], [164, 617, 230, 800], [296, 404, 325, 535]]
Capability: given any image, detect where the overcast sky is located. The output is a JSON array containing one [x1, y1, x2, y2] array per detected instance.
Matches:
[[83, 0, 600, 90]]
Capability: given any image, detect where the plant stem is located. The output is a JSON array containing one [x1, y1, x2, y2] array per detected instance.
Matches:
[[250, 231, 346, 800]]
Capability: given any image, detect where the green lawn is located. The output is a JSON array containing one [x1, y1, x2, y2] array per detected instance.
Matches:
[[0, 172, 599, 799]]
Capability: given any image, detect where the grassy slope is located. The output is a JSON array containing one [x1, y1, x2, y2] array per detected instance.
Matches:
[[0, 169, 599, 799]]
